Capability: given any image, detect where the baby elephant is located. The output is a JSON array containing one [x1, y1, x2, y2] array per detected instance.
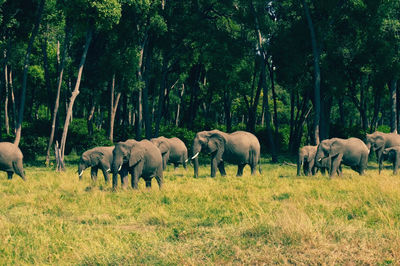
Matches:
[[383, 146, 400, 174], [297, 145, 317, 176], [151, 136, 188, 170], [298, 145, 341, 176], [111, 139, 163, 190], [0, 142, 25, 180], [78, 146, 114, 182]]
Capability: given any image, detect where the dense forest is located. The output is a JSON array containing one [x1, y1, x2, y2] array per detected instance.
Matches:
[[0, 0, 399, 162]]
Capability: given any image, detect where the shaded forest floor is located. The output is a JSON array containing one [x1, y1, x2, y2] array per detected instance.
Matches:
[[1, 158, 400, 264]]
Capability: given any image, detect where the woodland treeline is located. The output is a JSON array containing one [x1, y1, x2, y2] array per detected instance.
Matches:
[[0, 0, 399, 162]]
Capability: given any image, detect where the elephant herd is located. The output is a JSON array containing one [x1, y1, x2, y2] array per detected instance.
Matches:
[[298, 131, 400, 177], [0, 130, 261, 190], [2, 130, 400, 187]]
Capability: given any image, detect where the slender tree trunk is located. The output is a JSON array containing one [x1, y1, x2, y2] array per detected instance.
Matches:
[[389, 79, 398, 133], [14, 0, 45, 146], [9, 69, 16, 133], [87, 102, 95, 136], [42, 36, 53, 118], [302, 0, 321, 145], [268, 62, 279, 149], [60, 28, 93, 162], [155, 57, 168, 137], [45, 24, 71, 166], [4, 59, 9, 135], [109, 74, 121, 142], [224, 88, 232, 132], [175, 83, 184, 126]]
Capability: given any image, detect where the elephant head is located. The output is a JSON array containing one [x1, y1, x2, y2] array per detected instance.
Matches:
[[315, 139, 333, 168], [192, 130, 226, 177], [78, 150, 104, 179], [111, 140, 145, 175], [151, 137, 170, 169], [365, 132, 384, 153]]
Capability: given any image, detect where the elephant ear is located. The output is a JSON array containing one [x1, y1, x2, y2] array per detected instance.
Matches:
[[158, 141, 170, 155], [374, 135, 385, 150], [90, 151, 104, 166], [208, 134, 226, 162], [328, 140, 341, 158], [129, 143, 145, 167]]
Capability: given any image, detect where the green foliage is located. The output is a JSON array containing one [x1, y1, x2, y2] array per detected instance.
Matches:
[[158, 125, 196, 151], [66, 119, 113, 155]]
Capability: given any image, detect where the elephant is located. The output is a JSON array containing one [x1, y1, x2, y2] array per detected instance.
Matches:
[[315, 137, 369, 177], [365, 131, 400, 173], [150, 136, 188, 170], [383, 146, 400, 174], [297, 145, 317, 176], [111, 139, 163, 189], [0, 142, 25, 180], [191, 130, 261, 178], [78, 146, 114, 182], [297, 145, 341, 176]]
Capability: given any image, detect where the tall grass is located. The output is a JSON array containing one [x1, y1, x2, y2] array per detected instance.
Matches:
[[0, 161, 400, 264]]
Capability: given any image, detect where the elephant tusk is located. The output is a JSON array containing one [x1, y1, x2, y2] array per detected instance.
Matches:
[[106, 168, 111, 172], [184, 159, 189, 163], [191, 152, 199, 160], [118, 165, 122, 172], [79, 171, 83, 177], [317, 158, 322, 162]]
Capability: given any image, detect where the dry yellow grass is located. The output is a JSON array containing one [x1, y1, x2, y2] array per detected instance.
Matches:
[[0, 160, 400, 264]]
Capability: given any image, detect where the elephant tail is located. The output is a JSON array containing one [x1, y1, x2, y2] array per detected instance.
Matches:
[[250, 149, 261, 174], [13, 160, 25, 180]]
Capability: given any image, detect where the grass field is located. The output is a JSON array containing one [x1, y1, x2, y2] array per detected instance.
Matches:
[[1, 158, 400, 264]]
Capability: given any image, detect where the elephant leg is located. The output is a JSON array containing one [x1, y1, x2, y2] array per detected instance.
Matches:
[[211, 157, 218, 177], [100, 166, 109, 183], [218, 161, 226, 176], [145, 179, 152, 188], [183, 159, 187, 169], [90, 167, 99, 182], [378, 153, 383, 174], [359, 154, 368, 175], [112, 173, 119, 189], [237, 164, 245, 176], [155, 167, 163, 189], [174, 163, 179, 171], [119, 168, 129, 188], [131, 164, 143, 189], [7, 172, 13, 180], [394, 153, 400, 175], [308, 160, 315, 176], [330, 155, 343, 178]]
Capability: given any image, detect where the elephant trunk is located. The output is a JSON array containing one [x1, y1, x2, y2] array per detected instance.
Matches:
[[192, 140, 202, 178], [77, 161, 86, 180], [111, 158, 123, 175], [297, 154, 303, 176]]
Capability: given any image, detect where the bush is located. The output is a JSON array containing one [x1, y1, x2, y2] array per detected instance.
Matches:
[[65, 119, 113, 155], [158, 125, 196, 151]]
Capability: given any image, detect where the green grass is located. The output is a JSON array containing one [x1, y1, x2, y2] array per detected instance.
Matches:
[[1, 160, 400, 264]]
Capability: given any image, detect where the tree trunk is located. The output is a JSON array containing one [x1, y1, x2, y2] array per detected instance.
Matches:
[[87, 102, 95, 136], [45, 24, 71, 166], [14, 0, 45, 146], [175, 83, 184, 126], [390, 79, 398, 133], [302, 0, 321, 145], [109, 74, 121, 142], [42, 36, 53, 118], [60, 28, 93, 162], [4, 59, 9, 135], [224, 88, 232, 132], [154, 57, 168, 137], [268, 62, 279, 150]]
